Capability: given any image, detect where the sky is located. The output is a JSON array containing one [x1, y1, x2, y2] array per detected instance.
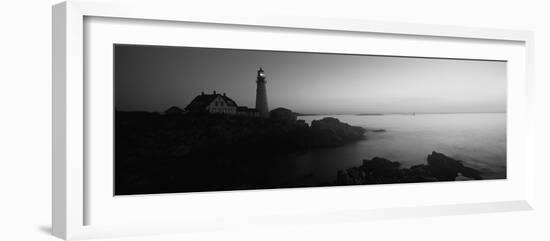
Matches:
[[114, 44, 506, 114]]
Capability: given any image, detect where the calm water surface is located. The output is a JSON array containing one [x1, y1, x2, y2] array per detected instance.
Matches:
[[267, 113, 506, 185]]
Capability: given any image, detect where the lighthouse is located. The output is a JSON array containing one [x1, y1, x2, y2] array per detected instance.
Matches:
[[255, 68, 269, 118]]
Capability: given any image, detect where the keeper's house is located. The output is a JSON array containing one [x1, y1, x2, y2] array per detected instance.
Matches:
[[185, 91, 259, 117]]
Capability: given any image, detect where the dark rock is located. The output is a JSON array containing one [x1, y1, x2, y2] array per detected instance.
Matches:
[[369, 129, 386, 133], [426, 151, 465, 181], [337, 167, 365, 185], [459, 166, 483, 180], [360, 157, 402, 183], [426, 151, 482, 181], [311, 117, 344, 130], [164, 106, 186, 115], [296, 119, 308, 128], [269, 107, 297, 123], [310, 117, 366, 146], [335, 151, 484, 185], [404, 164, 438, 182], [362, 157, 401, 170]]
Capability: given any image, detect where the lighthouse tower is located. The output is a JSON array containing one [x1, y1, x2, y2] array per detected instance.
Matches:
[[255, 68, 269, 118]]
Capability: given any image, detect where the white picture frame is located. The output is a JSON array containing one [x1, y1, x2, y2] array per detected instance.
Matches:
[[52, 0, 535, 240]]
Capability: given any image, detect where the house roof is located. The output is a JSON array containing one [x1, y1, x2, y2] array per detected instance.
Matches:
[[185, 93, 238, 111]]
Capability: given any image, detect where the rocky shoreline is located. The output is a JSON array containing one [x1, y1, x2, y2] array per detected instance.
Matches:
[[115, 109, 367, 194], [336, 151, 483, 185], [115, 108, 486, 194]]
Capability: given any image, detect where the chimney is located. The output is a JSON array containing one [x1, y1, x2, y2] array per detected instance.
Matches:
[[213, 90, 217, 94], [223, 93, 226, 97], [201, 91, 204, 95]]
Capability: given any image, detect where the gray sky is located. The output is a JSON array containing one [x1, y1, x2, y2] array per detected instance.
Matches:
[[115, 44, 506, 114]]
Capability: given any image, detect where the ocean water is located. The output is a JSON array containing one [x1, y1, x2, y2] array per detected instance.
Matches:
[[268, 113, 506, 185]]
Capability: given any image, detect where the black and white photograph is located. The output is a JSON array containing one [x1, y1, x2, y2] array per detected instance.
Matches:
[[4, 0, 549, 240], [114, 44, 507, 195]]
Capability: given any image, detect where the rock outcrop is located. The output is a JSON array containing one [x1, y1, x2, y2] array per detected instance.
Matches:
[[164, 106, 186, 115], [310, 117, 366, 146], [336, 151, 483, 185], [269, 107, 297, 123], [425, 151, 482, 181]]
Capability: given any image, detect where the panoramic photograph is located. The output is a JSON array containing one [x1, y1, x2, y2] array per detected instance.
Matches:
[[114, 44, 507, 195]]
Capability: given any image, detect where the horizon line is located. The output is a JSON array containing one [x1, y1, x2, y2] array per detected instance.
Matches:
[[297, 111, 506, 116]]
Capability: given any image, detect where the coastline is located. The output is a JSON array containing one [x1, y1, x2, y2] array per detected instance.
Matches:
[[114, 110, 367, 194], [114, 110, 499, 195]]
